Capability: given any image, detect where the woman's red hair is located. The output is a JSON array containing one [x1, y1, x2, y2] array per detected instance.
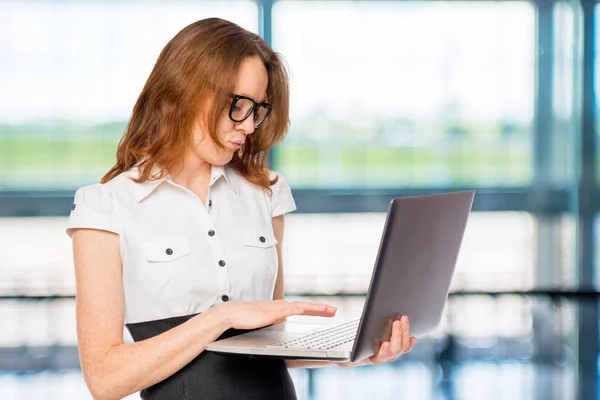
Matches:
[[101, 18, 290, 190]]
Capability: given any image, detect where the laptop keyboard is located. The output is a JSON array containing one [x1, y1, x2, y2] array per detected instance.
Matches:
[[266, 319, 360, 350]]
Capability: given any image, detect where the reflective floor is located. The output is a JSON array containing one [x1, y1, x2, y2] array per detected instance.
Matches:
[[0, 359, 579, 400]]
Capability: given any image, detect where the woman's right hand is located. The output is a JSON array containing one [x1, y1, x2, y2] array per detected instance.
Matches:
[[212, 299, 337, 330]]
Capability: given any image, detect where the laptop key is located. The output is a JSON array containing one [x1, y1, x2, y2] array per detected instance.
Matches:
[[266, 319, 360, 350]]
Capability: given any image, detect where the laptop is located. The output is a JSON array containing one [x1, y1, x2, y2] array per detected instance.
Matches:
[[205, 190, 475, 363]]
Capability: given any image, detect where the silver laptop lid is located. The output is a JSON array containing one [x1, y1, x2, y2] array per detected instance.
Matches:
[[351, 190, 475, 362]]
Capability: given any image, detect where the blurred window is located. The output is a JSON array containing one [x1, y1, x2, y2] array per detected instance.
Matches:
[[272, 1, 535, 188], [0, 1, 257, 190]]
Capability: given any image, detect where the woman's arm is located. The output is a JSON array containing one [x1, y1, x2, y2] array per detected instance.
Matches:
[[272, 215, 286, 303], [74, 227, 336, 399], [73, 228, 230, 400]]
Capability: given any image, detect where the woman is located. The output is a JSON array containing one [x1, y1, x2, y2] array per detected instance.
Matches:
[[67, 18, 416, 400]]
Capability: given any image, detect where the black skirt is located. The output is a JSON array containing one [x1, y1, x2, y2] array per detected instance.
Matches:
[[126, 314, 297, 400]]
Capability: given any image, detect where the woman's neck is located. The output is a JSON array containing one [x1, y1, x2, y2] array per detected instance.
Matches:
[[166, 151, 212, 201]]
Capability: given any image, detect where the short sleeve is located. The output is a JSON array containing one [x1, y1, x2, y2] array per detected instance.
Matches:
[[66, 184, 119, 237], [269, 172, 297, 217]]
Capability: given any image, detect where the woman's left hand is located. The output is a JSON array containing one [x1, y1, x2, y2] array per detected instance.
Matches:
[[339, 316, 417, 367]]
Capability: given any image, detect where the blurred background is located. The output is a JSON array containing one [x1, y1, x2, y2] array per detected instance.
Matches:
[[0, 0, 597, 399]]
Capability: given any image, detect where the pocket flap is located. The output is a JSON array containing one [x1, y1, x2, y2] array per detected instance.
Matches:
[[240, 227, 278, 248], [142, 236, 191, 262]]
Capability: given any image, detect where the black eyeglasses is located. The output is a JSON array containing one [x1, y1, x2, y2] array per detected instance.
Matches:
[[229, 94, 272, 129]]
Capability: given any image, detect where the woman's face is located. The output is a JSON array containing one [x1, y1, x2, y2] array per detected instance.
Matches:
[[189, 56, 269, 166]]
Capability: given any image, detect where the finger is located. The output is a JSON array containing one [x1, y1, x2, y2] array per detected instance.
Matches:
[[300, 311, 336, 317], [388, 319, 404, 356], [277, 303, 335, 320], [382, 318, 393, 341], [281, 307, 306, 319], [401, 316, 411, 352], [291, 302, 337, 316], [362, 338, 381, 366], [406, 337, 418, 353], [380, 341, 392, 363], [276, 302, 307, 317], [373, 337, 382, 352], [371, 341, 391, 365], [292, 300, 334, 308], [305, 302, 337, 313]]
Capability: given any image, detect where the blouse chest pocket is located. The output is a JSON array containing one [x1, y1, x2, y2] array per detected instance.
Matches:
[[142, 236, 192, 262], [137, 236, 193, 298], [239, 227, 278, 248], [236, 226, 279, 281]]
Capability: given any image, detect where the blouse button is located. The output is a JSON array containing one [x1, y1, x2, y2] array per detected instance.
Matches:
[[219, 260, 226, 267], [165, 248, 173, 255], [208, 200, 212, 207], [208, 230, 215, 237], [259, 236, 266, 243], [71, 203, 76, 211], [221, 295, 229, 302]]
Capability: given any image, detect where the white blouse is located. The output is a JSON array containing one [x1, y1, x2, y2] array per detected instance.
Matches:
[[66, 165, 296, 324]]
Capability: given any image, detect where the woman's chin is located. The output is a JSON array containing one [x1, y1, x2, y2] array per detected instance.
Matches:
[[210, 152, 235, 166]]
